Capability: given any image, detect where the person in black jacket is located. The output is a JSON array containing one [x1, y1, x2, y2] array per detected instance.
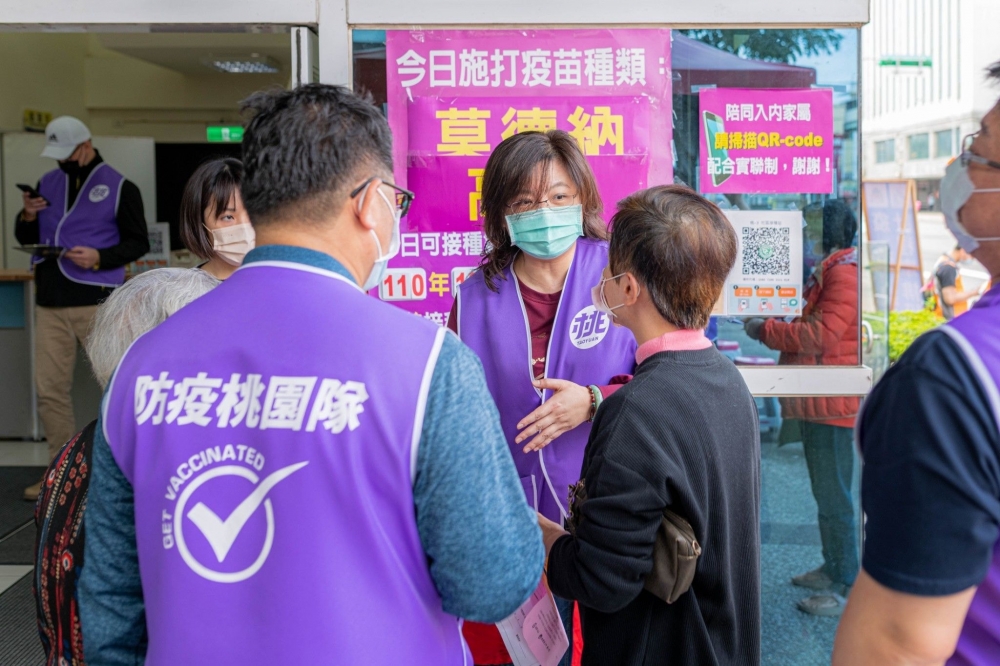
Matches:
[[541, 185, 761, 666], [16, 117, 149, 501]]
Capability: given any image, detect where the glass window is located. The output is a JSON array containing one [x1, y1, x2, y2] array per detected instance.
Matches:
[[754, 391, 861, 664], [875, 139, 895, 163], [908, 133, 930, 160], [674, 28, 861, 367], [357, 28, 864, 665], [934, 128, 955, 158], [358, 27, 862, 368]]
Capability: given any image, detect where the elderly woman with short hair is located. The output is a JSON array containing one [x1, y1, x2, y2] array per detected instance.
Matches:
[[33, 268, 219, 666], [539, 185, 762, 666]]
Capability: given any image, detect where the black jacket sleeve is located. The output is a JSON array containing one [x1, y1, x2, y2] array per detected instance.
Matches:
[[97, 180, 149, 270], [547, 393, 667, 613], [14, 179, 41, 245]]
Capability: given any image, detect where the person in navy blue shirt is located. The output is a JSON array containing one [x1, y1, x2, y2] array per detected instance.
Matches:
[[834, 61, 1000, 665]]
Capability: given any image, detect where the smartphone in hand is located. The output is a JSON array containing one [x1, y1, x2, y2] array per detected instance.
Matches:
[[17, 183, 50, 205]]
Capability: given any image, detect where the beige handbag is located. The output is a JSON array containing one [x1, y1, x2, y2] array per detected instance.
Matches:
[[567, 481, 702, 605]]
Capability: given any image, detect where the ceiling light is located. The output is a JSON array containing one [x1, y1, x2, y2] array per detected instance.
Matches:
[[204, 54, 280, 74]]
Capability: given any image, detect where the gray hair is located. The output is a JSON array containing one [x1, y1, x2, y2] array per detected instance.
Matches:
[[87, 268, 220, 387]]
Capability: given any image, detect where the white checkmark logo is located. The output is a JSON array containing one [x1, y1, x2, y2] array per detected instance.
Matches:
[[186, 461, 308, 563]]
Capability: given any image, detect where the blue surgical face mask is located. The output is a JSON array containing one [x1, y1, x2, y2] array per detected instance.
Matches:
[[505, 204, 584, 260], [362, 188, 401, 292]]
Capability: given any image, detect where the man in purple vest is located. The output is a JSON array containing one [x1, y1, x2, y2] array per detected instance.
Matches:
[[15, 116, 149, 500], [78, 84, 543, 665], [834, 60, 1000, 665]]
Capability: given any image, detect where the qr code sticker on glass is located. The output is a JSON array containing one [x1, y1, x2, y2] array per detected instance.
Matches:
[[148, 232, 164, 256], [742, 227, 790, 276]]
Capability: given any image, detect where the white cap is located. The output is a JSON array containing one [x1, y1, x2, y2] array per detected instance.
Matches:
[[41, 116, 91, 160]]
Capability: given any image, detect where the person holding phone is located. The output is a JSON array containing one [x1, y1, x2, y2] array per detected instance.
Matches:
[[14, 116, 149, 501], [17, 183, 48, 204]]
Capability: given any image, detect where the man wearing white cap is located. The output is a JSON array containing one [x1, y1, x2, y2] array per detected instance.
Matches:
[[15, 116, 149, 500]]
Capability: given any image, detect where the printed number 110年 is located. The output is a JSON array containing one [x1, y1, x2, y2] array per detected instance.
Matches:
[[379, 267, 427, 301]]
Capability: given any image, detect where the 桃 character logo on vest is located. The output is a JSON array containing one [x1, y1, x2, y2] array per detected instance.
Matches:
[[88, 184, 110, 203], [165, 452, 308, 583], [568, 305, 611, 350]]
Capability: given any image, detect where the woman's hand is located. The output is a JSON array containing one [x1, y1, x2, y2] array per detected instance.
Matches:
[[516, 379, 593, 454]]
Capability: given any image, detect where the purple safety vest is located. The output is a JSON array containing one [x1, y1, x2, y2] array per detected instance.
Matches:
[[36, 163, 126, 287], [102, 260, 469, 665], [458, 238, 636, 522], [941, 284, 1000, 666]]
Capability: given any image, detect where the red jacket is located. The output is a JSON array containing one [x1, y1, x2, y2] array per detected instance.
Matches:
[[759, 248, 860, 428]]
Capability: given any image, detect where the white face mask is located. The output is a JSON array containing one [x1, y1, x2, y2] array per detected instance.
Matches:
[[940, 158, 1000, 253], [361, 188, 402, 292], [591, 273, 627, 317], [207, 222, 255, 266]]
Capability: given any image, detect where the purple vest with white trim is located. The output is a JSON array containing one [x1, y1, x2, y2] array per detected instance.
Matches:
[[457, 238, 636, 522], [37, 164, 126, 287], [102, 260, 469, 665], [942, 285, 1000, 666]]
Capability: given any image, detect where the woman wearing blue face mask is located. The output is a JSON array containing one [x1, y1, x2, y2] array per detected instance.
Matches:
[[448, 130, 636, 666]]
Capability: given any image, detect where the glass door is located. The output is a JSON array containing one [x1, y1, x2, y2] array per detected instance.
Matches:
[[862, 241, 891, 384]]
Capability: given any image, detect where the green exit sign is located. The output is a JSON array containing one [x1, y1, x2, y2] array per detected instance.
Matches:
[[879, 56, 932, 68], [206, 126, 244, 143]]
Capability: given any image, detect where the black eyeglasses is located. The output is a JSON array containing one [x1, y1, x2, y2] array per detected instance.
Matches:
[[960, 133, 1000, 171], [350, 177, 415, 217]]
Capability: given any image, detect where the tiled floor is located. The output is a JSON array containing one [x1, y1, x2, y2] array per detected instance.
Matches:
[[0, 442, 48, 467], [0, 565, 31, 595]]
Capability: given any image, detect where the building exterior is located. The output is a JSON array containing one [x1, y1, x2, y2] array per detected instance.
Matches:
[[862, 0, 1000, 207], [0, 3, 875, 663], [0, 0, 874, 400]]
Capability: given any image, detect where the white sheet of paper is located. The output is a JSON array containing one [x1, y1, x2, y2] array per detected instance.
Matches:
[[496, 578, 569, 666]]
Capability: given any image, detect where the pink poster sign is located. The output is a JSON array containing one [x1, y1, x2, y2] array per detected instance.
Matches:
[[383, 29, 672, 324], [698, 88, 834, 194]]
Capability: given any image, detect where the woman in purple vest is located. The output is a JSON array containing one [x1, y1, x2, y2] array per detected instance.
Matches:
[[450, 130, 636, 666], [178, 157, 256, 280]]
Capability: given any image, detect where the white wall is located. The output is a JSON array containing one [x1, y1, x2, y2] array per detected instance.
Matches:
[[0, 34, 91, 133], [0, 0, 868, 27], [0, 0, 317, 25], [346, 0, 869, 25]]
